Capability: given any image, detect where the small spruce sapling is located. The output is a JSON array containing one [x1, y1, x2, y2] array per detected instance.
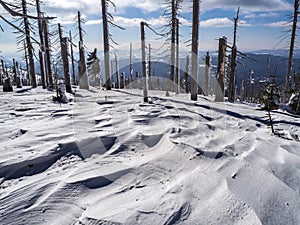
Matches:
[[261, 83, 280, 134], [87, 48, 101, 86]]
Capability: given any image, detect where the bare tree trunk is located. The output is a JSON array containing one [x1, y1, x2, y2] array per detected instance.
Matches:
[[191, 0, 200, 101], [175, 18, 179, 94], [42, 19, 53, 87], [22, 0, 36, 87], [204, 52, 210, 96], [228, 8, 239, 102], [36, 0, 46, 88], [101, 0, 111, 90], [23, 41, 30, 84], [110, 59, 114, 88], [129, 42, 132, 88], [184, 55, 189, 94], [12, 58, 17, 86], [0, 59, 3, 85], [114, 52, 119, 89], [148, 43, 152, 90], [58, 24, 72, 93], [77, 11, 89, 90], [141, 21, 148, 102], [62, 37, 72, 93], [215, 37, 227, 102], [38, 50, 46, 88], [69, 31, 76, 85], [284, 0, 299, 103], [170, 0, 176, 86]]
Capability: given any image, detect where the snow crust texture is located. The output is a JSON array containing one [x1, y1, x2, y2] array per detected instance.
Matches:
[[0, 87, 300, 225]]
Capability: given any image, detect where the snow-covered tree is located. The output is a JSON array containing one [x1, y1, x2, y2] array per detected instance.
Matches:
[[87, 48, 101, 86]]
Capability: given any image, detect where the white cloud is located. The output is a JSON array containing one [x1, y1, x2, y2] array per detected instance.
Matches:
[[86, 16, 174, 27], [263, 21, 288, 28], [201, 0, 292, 12], [244, 12, 279, 19], [200, 18, 233, 28]]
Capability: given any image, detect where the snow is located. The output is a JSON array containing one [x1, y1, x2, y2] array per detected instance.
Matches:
[[0, 86, 300, 225]]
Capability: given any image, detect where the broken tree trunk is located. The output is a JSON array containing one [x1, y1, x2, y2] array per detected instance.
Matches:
[[204, 52, 210, 96], [61, 37, 72, 93], [140, 21, 148, 102], [215, 37, 227, 102], [58, 24, 72, 93]]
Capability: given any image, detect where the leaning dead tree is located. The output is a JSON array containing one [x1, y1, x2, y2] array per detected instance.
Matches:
[[228, 7, 240, 102], [284, 0, 299, 103], [190, 0, 200, 101]]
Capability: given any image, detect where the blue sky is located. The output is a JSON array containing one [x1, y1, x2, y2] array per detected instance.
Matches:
[[0, 0, 298, 60]]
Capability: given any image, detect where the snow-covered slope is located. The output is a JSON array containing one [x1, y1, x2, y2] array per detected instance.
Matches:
[[0, 87, 300, 225]]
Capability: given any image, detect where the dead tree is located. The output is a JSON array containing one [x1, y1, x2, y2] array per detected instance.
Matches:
[[215, 37, 227, 102], [184, 55, 189, 93], [35, 0, 46, 87], [12, 58, 17, 85], [175, 18, 179, 94], [58, 23, 72, 93], [0, 60, 3, 85], [204, 52, 210, 96], [141, 21, 148, 102], [228, 8, 239, 102], [148, 43, 152, 89], [284, 0, 299, 103], [161, 0, 182, 90], [190, 0, 200, 101], [39, 50, 46, 88], [77, 11, 89, 90], [101, 0, 111, 90], [22, 0, 36, 87], [129, 42, 133, 87], [114, 52, 119, 89], [42, 18, 53, 87], [69, 31, 76, 85], [100, 0, 125, 90]]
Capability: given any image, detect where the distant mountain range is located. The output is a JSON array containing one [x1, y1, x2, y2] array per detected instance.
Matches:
[[2, 48, 299, 89], [113, 50, 300, 89]]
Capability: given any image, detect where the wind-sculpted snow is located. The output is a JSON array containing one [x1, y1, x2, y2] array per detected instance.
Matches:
[[0, 87, 300, 225]]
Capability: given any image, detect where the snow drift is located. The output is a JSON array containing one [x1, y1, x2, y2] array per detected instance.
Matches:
[[0, 87, 300, 225]]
